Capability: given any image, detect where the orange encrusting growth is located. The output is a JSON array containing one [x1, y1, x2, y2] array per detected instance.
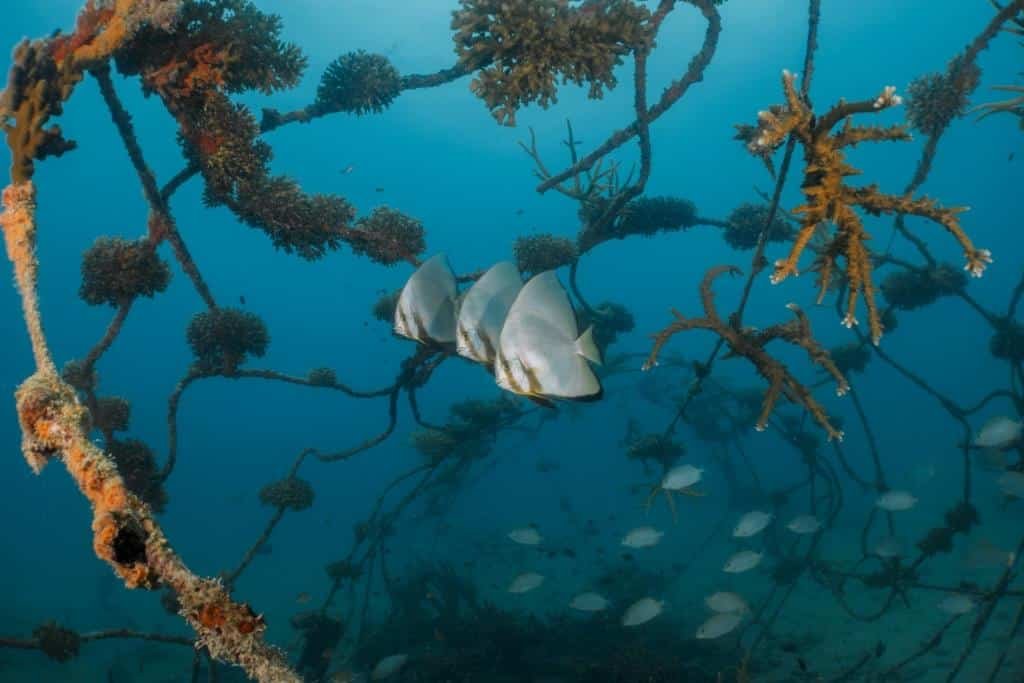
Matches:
[[743, 70, 991, 344], [2, 176, 299, 682]]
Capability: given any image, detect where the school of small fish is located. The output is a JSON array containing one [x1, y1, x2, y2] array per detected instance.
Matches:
[[387, 253, 1023, 668]]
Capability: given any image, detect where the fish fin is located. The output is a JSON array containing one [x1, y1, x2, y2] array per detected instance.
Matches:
[[680, 487, 706, 497], [526, 395, 557, 409], [575, 326, 603, 365], [568, 382, 603, 402]]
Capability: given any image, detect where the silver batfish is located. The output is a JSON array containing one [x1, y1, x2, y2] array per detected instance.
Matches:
[[495, 271, 602, 401], [394, 254, 457, 345], [456, 261, 522, 364]]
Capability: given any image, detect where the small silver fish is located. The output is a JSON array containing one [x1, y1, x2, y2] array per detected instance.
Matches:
[[876, 490, 917, 512], [696, 611, 743, 639], [371, 653, 407, 680], [569, 592, 609, 612], [998, 471, 1024, 498], [340, 164, 355, 175], [974, 416, 1023, 449], [704, 591, 749, 614], [621, 597, 664, 626], [507, 527, 542, 546], [662, 464, 702, 490], [723, 550, 763, 574], [724, 548, 765, 573], [622, 526, 663, 548], [873, 535, 906, 559], [733, 511, 773, 538], [938, 594, 976, 615], [786, 515, 822, 535], [508, 572, 544, 594]]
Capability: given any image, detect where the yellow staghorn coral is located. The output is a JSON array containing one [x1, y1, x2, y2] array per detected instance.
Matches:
[[1, 182, 299, 682], [644, 266, 848, 441], [738, 70, 991, 344]]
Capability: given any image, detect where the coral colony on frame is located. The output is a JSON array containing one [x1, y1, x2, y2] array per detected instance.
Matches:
[[1, 0, 1023, 681]]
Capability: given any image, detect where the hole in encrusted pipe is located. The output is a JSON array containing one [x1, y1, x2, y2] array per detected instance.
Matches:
[[112, 523, 147, 565]]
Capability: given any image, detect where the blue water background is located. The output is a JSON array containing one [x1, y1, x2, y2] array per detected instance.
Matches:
[[0, 1, 1021, 677]]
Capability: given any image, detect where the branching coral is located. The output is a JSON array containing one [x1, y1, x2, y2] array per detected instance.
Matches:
[[879, 263, 967, 310], [451, 0, 652, 125], [723, 202, 794, 251], [259, 477, 315, 511], [580, 195, 699, 251], [94, 396, 131, 433], [513, 233, 578, 274], [350, 206, 427, 266], [33, 621, 80, 662], [579, 300, 635, 350], [314, 50, 402, 116], [372, 290, 400, 323], [79, 236, 170, 306], [411, 396, 522, 464], [307, 367, 337, 387], [738, 70, 990, 344], [644, 266, 848, 440], [625, 433, 685, 471], [186, 307, 269, 373], [115, 1, 412, 262], [828, 342, 871, 376], [905, 55, 982, 137], [989, 318, 1024, 361], [108, 437, 168, 513]]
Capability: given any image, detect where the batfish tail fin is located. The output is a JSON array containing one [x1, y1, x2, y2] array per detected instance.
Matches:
[[575, 326, 602, 365]]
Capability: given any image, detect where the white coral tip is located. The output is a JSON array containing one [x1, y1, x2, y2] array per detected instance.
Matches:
[[841, 314, 858, 329], [836, 383, 849, 397], [785, 302, 799, 311], [754, 423, 766, 433]]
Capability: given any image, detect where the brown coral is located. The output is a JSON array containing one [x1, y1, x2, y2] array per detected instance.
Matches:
[[644, 266, 848, 440], [451, 0, 651, 125], [739, 70, 990, 344]]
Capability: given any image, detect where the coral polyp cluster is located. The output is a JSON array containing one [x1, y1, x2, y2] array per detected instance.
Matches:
[[451, 0, 652, 125], [723, 202, 794, 251], [625, 433, 685, 471], [315, 50, 402, 116], [739, 70, 990, 344], [186, 307, 269, 373], [513, 233, 578, 274], [879, 262, 967, 310], [79, 236, 171, 306], [109, 437, 169, 513], [904, 55, 982, 137], [350, 206, 427, 266], [259, 477, 315, 511]]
